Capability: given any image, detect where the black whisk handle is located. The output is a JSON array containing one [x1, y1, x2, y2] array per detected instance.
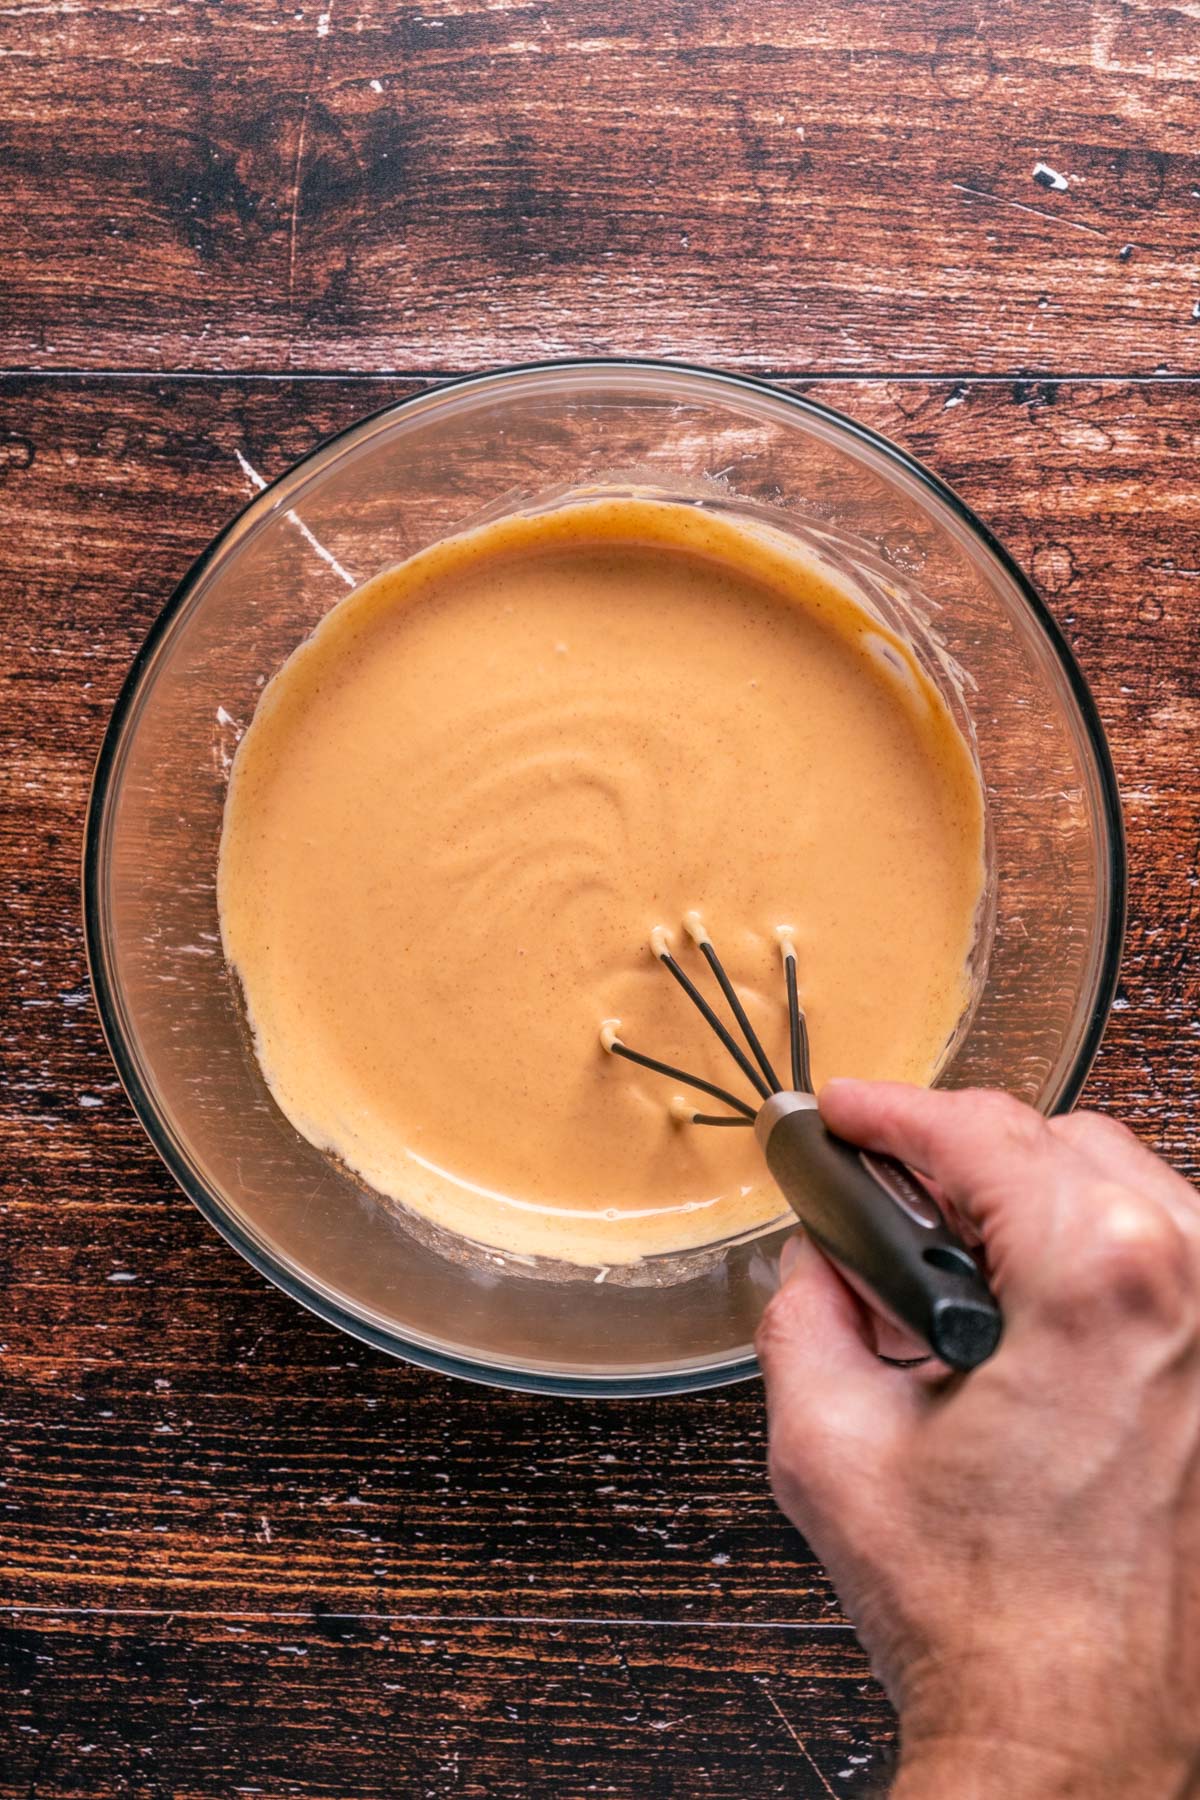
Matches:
[[756, 1093, 1003, 1373]]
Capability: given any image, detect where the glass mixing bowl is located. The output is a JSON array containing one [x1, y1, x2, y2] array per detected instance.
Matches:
[[84, 361, 1124, 1395]]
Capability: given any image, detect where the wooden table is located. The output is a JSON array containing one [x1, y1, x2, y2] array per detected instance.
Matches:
[[3, 4, 1197, 1794]]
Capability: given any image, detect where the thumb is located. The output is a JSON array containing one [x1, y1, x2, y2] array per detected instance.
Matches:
[[756, 1233, 915, 1522], [756, 1231, 910, 1413]]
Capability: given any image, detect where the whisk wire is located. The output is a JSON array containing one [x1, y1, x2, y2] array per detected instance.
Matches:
[[604, 1032, 758, 1122], [673, 1103, 754, 1128], [782, 941, 813, 1093], [601, 922, 816, 1126], [687, 924, 782, 1094], [654, 939, 772, 1103]]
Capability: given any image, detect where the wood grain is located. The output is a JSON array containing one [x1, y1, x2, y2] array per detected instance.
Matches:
[[2, 1612, 895, 1799], [3, 372, 1198, 1795], [4, 4, 1200, 1782], [2, 0, 1200, 375]]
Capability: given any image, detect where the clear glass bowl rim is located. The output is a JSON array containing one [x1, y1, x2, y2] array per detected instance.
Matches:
[[82, 357, 1127, 1397]]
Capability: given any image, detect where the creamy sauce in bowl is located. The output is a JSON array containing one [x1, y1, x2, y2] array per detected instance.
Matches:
[[218, 498, 985, 1265]]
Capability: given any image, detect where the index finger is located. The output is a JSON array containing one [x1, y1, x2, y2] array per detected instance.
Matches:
[[819, 1079, 1200, 1359], [817, 1079, 1085, 1311]]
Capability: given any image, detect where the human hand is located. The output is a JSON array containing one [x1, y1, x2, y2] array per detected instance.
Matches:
[[755, 1081, 1200, 1799]]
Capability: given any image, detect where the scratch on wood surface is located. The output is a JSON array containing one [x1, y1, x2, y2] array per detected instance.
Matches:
[[233, 447, 269, 492], [286, 100, 311, 305], [286, 0, 335, 305], [760, 1682, 839, 1797], [233, 447, 357, 587], [952, 183, 1107, 239]]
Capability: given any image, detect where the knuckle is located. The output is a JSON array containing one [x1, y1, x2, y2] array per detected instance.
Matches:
[[1062, 1190, 1190, 1324], [957, 1086, 1020, 1117], [956, 1087, 1045, 1149], [1056, 1110, 1139, 1155]]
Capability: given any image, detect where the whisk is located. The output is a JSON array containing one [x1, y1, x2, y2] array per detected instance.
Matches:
[[600, 913, 1002, 1373]]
